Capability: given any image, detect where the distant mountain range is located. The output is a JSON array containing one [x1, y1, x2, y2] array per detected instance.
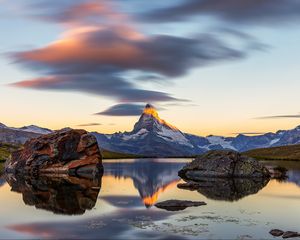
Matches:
[[0, 123, 52, 144], [2, 104, 300, 156], [93, 104, 300, 157]]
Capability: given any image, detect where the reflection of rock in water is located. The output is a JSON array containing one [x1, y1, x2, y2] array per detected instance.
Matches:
[[104, 160, 185, 207], [178, 178, 269, 201], [0, 172, 5, 188], [287, 170, 300, 187], [264, 162, 300, 187], [5, 172, 102, 215]]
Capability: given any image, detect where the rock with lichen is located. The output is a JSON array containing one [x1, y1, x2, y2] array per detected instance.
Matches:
[[178, 150, 270, 180], [5, 128, 103, 176]]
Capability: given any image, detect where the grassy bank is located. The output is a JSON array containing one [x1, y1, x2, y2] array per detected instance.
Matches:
[[101, 149, 142, 159], [0, 143, 20, 162], [0, 162, 4, 173], [244, 144, 300, 161]]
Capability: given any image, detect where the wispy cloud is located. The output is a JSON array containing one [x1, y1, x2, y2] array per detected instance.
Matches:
[[255, 113, 300, 119], [10, 27, 249, 102], [142, 0, 300, 25], [77, 123, 102, 127], [95, 103, 145, 116], [10, 0, 263, 106]]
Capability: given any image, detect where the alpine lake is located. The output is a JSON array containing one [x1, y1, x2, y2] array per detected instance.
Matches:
[[0, 158, 299, 239]]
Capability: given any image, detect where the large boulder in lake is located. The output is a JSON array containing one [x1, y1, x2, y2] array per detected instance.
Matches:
[[178, 150, 270, 180], [5, 128, 103, 175]]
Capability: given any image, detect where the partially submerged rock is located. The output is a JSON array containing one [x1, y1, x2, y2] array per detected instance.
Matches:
[[269, 229, 284, 237], [155, 200, 206, 211], [269, 229, 300, 239], [5, 128, 103, 176], [282, 231, 300, 239], [178, 150, 270, 180], [177, 181, 202, 191]]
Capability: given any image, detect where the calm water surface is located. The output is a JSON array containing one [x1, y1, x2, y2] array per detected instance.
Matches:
[[0, 159, 300, 239]]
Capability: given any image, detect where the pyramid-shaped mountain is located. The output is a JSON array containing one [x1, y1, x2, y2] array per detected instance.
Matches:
[[93, 104, 300, 157], [93, 104, 230, 157], [93, 104, 198, 156]]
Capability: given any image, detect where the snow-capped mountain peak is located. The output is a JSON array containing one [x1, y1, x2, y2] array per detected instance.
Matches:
[[0, 122, 53, 144], [19, 125, 53, 134], [0, 123, 7, 128], [133, 104, 178, 133], [132, 104, 192, 146], [92, 104, 197, 156]]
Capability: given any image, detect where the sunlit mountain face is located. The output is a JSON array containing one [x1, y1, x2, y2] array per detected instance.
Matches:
[[138, 104, 179, 131], [103, 159, 186, 207]]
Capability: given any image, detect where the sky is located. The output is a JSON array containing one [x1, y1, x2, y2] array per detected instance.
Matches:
[[1, 0, 300, 136]]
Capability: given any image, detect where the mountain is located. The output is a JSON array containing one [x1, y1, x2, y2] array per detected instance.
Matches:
[[93, 104, 300, 157], [18, 125, 52, 135], [0, 122, 52, 144], [93, 104, 205, 157]]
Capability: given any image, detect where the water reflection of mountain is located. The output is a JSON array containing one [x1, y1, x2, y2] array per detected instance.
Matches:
[[103, 160, 186, 207], [6, 173, 102, 215]]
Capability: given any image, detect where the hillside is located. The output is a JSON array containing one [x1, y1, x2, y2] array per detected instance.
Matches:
[[244, 144, 300, 161], [101, 149, 142, 159], [0, 143, 20, 162], [0, 123, 52, 144]]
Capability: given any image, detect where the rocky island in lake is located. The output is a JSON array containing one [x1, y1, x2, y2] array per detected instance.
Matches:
[[5, 128, 103, 176], [178, 150, 270, 180]]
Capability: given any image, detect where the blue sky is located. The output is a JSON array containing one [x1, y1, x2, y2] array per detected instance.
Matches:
[[1, 0, 300, 136]]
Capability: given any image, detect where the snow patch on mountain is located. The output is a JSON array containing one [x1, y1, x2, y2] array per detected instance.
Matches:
[[269, 138, 280, 146], [157, 127, 193, 147], [122, 129, 149, 140], [207, 136, 236, 150], [19, 125, 53, 134]]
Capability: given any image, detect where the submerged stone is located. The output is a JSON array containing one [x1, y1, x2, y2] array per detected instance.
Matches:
[[269, 229, 284, 237], [282, 231, 300, 239]]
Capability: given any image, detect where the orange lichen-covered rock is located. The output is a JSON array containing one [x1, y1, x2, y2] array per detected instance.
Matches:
[[5, 128, 102, 175]]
